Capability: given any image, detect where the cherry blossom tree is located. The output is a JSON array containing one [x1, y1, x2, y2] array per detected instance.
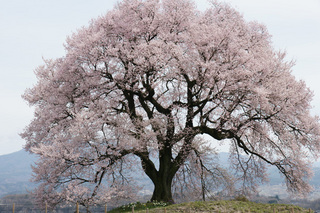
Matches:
[[21, 0, 320, 207]]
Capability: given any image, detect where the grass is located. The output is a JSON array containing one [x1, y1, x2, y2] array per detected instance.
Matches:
[[109, 201, 169, 212], [108, 200, 313, 213]]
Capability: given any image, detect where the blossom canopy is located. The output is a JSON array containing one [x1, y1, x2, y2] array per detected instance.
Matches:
[[21, 0, 320, 206]]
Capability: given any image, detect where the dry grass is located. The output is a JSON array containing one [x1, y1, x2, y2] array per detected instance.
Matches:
[[109, 200, 313, 213]]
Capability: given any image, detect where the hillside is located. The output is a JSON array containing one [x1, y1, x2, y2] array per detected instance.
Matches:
[[1, 150, 320, 199], [109, 200, 313, 213], [0, 150, 37, 197]]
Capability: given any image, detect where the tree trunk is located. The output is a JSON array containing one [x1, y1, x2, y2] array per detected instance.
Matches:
[[139, 133, 194, 203], [139, 147, 177, 203], [150, 173, 174, 203]]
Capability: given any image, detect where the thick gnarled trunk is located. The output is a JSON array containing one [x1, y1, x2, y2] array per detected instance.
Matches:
[[139, 146, 179, 203], [150, 174, 174, 203]]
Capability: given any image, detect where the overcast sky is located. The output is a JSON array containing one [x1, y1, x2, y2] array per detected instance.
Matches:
[[0, 0, 319, 155]]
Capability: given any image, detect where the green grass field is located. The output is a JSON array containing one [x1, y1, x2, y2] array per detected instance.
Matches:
[[109, 200, 313, 213]]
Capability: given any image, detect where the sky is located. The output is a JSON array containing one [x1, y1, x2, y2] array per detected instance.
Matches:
[[0, 0, 319, 155]]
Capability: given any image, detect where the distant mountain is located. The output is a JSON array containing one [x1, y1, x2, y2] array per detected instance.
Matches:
[[0, 150, 319, 199], [0, 150, 37, 197]]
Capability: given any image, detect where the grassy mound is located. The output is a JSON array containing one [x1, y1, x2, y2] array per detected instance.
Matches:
[[109, 200, 313, 213]]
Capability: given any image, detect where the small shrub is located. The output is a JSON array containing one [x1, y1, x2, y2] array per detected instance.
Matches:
[[233, 195, 249, 202]]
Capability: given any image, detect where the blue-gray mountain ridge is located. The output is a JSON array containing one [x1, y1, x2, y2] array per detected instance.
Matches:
[[0, 150, 320, 198]]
